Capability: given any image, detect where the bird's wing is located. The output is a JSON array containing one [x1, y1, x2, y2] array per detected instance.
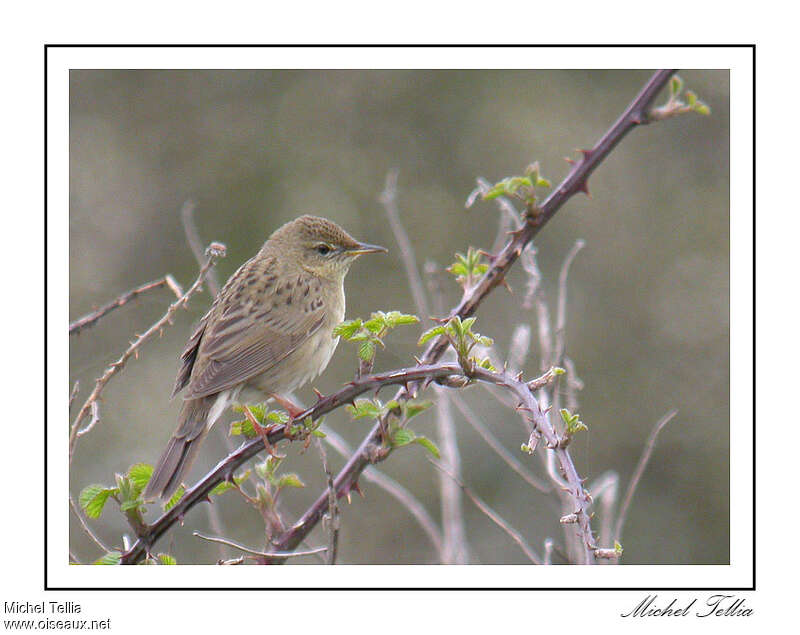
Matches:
[[180, 257, 330, 400]]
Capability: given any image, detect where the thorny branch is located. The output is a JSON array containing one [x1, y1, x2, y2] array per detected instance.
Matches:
[[268, 69, 677, 564], [118, 69, 676, 565], [69, 244, 226, 461], [69, 275, 183, 335]]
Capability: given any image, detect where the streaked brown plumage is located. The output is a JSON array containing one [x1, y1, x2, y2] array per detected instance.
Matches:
[[144, 215, 386, 500]]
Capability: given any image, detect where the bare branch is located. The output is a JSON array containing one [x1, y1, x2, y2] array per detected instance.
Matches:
[[380, 169, 431, 321], [554, 239, 585, 368], [121, 362, 596, 564], [315, 438, 339, 565], [68, 381, 80, 414], [430, 461, 542, 565], [323, 427, 444, 555], [433, 385, 470, 564], [69, 275, 183, 335], [192, 532, 327, 561], [69, 494, 111, 554], [614, 409, 678, 541], [181, 200, 220, 297], [449, 392, 551, 493], [587, 471, 619, 554], [69, 244, 225, 460]]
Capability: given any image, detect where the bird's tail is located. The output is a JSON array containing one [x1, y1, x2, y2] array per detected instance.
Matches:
[[144, 398, 213, 501]]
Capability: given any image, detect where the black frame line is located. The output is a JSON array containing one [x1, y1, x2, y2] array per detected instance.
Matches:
[[49, 44, 755, 591]]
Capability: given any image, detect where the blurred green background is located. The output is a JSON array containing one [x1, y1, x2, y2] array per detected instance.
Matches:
[[69, 69, 729, 565]]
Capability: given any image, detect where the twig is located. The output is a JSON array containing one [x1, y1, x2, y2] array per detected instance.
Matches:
[[587, 471, 619, 555], [69, 244, 225, 461], [553, 240, 585, 370], [69, 275, 183, 335], [323, 427, 444, 555], [181, 200, 220, 298], [449, 392, 550, 493], [424, 261, 469, 564], [69, 494, 111, 554], [614, 409, 678, 541], [543, 538, 554, 565], [430, 461, 542, 565], [192, 532, 327, 560], [68, 381, 80, 414], [379, 169, 431, 321], [432, 385, 470, 564], [121, 70, 677, 564], [315, 438, 339, 565], [474, 177, 522, 253]]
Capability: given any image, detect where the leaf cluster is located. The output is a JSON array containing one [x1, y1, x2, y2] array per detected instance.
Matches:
[[346, 397, 440, 458], [418, 315, 495, 374], [447, 246, 488, 290], [334, 311, 419, 365]]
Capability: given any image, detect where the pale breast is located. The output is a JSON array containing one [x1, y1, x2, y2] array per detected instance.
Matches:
[[244, 278, 345, 398]]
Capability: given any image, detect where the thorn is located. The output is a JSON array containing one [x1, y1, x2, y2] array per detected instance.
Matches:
[[313, 388, 324, 401], [413, 356, 423, 365], [564, 156, 575, 165], [478, 249, 496, 263], [578, 148, 593, 160], [351, 480, 365, 498], [500, 278, 513, 294]]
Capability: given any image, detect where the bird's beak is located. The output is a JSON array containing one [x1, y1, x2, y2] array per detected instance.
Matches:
[[348, 241, 388, 255]]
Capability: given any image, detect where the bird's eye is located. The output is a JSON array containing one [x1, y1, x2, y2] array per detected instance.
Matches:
[[315, 244, 332, 256]]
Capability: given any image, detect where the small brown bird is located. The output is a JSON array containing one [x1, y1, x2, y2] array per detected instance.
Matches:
[[144, 215, 386, 500]]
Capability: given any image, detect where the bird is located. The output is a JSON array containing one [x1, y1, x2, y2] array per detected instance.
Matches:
[[144, 215, 387, 500]]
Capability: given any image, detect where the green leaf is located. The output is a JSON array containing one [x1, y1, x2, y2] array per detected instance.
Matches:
[[694, 102, 711, 116], [685, 90, 697, 107], [128, 463, 153, 493], [276, 473, 305, 489], [560, 408, 587, 435], [359, 339, 376, 362], [472, 334, 494, 347], [210, 470, 251, 496], [311, 429, 326, 438], [94, 551, 121, 565], [210, 481, 235, 496], [120, 499, 142, 512], [333, 319, 363, 340], [346, 399, 384, 420], [79, 484, 115, 519], [413, 436, 441, 458], [447, 262, 468, 277], [670, 75, 684, 97], [386, 311, 419, 327], [266, 410, 290, 425], [418, 325, 445, 346], [405, 399, 433, 419], [392, 428, 416, 447], [163, 485, 185, 512], [230, 418, 257, 438], [158, 553, 177, 565], [614, 540, 624, 555]]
